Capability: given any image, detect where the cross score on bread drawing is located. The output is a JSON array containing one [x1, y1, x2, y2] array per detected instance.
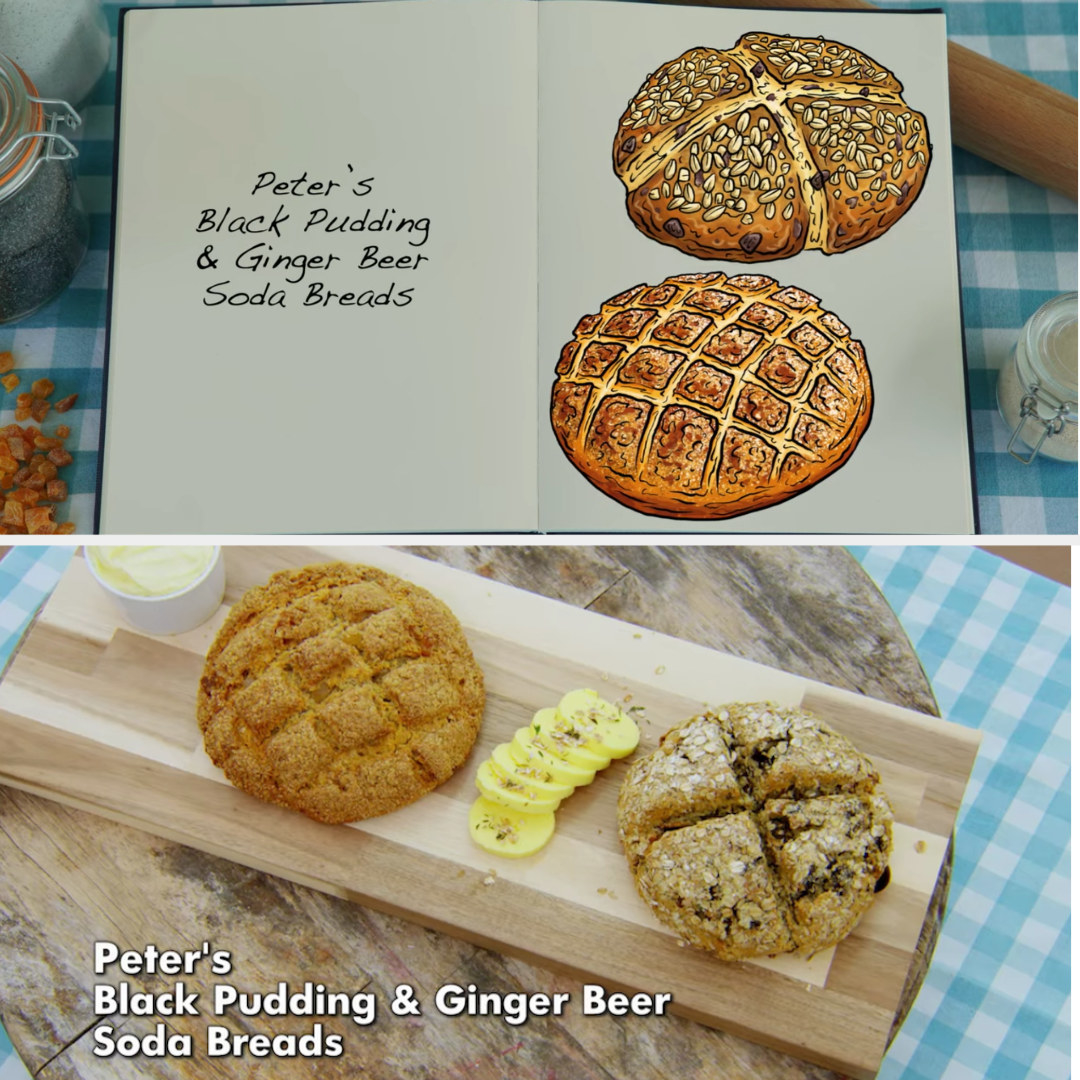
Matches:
[[551, 32, 930, 520]]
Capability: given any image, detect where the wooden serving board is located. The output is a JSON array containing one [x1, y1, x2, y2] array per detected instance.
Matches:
[[0, 546, 980, 1079]]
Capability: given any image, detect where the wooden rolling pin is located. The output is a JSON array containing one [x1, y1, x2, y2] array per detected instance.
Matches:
[[656, 0, 1078, 199]]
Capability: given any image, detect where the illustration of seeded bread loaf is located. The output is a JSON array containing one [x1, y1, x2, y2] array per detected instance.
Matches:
[[617, 704, 893, 961], [613, 33, 931, 260], [550, 271, 872, 520]]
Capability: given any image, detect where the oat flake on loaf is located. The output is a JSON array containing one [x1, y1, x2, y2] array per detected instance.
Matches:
[[614, 32, 931, 261]]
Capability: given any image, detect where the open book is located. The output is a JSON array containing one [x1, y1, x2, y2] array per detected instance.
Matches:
[[100, 0, 975, 533]]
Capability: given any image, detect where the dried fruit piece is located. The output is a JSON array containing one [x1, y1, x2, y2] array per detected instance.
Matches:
[[30, 378, 55, 400], [55, 424, 71, 439], [1, 501, 23, 528], [25, 506, 56, 534], [54, 394, 77, 413], [0, 352, 14, 374], [47, 447, 73, 467], [45, 479, 67, 502], [0, 374, 18, 392], [30, 399, 50, 424]]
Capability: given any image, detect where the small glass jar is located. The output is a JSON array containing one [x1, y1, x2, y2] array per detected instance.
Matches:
[[0, 53, 88, 325], [996, 292, 1078, 464]]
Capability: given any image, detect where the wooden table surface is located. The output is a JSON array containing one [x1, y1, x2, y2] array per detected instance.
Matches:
[[0, 546, 939, 1080]]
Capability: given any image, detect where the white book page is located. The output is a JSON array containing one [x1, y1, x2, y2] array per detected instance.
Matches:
[[537, 1, 973, 533], [101, 0, 538, 533]]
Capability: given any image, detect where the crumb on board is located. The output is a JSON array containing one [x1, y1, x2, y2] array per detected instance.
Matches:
[[633, 632, 643, 639], [483, 869, 498, 886], [655, 665, 666, 675], [915, 839, 926, 853]]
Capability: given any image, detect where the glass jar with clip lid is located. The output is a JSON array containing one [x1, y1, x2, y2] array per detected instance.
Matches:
[[0, 52, 88, 324], [996, 292, 1078, 464]]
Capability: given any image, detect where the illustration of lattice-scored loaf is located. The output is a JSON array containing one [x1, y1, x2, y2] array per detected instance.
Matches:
[[613, 33, 931, 260], [550, 272, 872, 519]]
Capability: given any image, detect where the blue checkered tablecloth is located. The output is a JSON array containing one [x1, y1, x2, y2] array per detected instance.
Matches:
[[0, 544, 1070, 1079], [0, 0, 1075, 534]]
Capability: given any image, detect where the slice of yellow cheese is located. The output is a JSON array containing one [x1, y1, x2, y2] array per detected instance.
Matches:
[[531, 707, 612, 769], [468, 797, 555, 858], [509, 727, 596, 787], [475, 760, 563, 815], [491, 743, 574, 800], [556, 689, 641, 759]]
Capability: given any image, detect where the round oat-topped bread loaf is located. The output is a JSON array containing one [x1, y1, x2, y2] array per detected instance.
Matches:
[[614, 32, 931, 260], [197, 562, 485, 824], [551, 271, 871, 519], [617, 703, 893, 960]]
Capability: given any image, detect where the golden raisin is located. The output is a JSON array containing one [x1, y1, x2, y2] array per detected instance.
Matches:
[[25, 506, 56, 534], [30, 378, 54, 400]]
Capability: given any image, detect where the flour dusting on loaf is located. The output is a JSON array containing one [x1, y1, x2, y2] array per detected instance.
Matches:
[[617, 703, 893, 960]]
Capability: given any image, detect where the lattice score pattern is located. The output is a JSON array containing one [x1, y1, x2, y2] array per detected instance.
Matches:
[[197, 563, 485, 824], [551, 271, 872, 519]]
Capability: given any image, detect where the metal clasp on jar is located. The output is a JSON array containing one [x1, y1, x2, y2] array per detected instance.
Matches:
[[5, 96, 81, 183], [1007, 385, 1077, 464]]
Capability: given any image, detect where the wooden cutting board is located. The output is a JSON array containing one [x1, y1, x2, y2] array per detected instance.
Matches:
[[0, 546, 980, 1079]]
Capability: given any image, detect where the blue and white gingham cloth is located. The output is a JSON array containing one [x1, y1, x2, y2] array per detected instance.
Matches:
[[0, 544, 1069, 1079], [851, 546, 1070, 1080], [0, 0, 1074, 534]]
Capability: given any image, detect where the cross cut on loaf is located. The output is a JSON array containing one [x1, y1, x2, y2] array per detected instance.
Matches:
[[617, 704, 893, 960], [614, 33, 932, 260], [551, 271, 872, 519]]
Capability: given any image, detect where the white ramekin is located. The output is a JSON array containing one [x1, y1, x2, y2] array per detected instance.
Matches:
[[84, 546, 226, 635]]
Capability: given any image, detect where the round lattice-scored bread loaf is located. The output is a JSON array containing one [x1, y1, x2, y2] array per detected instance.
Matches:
[[197, 562, 485, 824], [551, 271, 872, 519], [617, 704, 893, 960], [614, 32, 931, 260]]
